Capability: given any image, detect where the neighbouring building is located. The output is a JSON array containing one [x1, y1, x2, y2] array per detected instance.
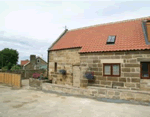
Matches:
[[48, 16, 150, 91], [21, 60, 29, 69], [21, 55, 47, 70]]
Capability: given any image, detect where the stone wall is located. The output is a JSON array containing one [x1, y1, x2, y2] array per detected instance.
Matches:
[[80, 50, 150, 91], [48, 48, 150, 91], [24, 57, 47, 70], [25, 62, 33, 70], [29, 78, 43, 90], [41, 83, 150, 103], [48, 48, 80, 85]]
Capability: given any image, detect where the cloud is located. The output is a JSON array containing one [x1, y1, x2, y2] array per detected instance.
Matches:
[[0, 1, 150, 65], [0, 37, 31, 47], [0, 34, 51, 64], [100, 1, 150, 16]]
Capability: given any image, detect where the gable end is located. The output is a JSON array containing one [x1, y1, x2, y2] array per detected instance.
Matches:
[[48, 29, 68, 51]]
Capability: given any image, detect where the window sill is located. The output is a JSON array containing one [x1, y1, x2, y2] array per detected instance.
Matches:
[[103, 75, 120, 77], [141, 77, 150, 79]]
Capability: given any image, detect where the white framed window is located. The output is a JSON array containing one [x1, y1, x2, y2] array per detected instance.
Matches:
[[103, 63, 120, 77]]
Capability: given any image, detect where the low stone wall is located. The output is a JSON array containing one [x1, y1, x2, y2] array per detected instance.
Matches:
[[88, 87, 150, 102], [29, 78, 150, 103], [41, 83, 150, 103], [29, 78, 48, 90]]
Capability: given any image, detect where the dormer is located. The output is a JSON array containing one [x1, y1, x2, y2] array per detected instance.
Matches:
[[146, 21, 150, 42], [142, 20, 150, 44]]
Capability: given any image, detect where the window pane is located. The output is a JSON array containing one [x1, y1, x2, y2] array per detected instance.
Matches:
[[107, 36, 116, 44], [113, 65, 119, 75], [107, 36, 112, 42], [110, 36, 115, 42], [104, 65, 111, 75], [142, 63, 149, 77]]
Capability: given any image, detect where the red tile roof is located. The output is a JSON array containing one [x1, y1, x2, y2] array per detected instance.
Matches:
[[51, 16, 150, 53], [21, 60, 29, 66]]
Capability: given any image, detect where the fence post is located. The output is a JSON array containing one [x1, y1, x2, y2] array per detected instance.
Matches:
[[2, 73, 4, 83], [6, 73, 7, 84], [4, 73, 5, 83], [20, 74, 22, 87], [12, 74, 13, 86], [0, 73, 1, 83], [9, 74, 12, 86]]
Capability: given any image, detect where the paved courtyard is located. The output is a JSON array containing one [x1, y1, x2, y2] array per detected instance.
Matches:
[[0, 80, 150, 117]]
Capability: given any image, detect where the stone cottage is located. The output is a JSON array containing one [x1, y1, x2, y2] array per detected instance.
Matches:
[[48, 16, 150, 91], [21, 60, 29, 69], [23, 55, 47, 70]]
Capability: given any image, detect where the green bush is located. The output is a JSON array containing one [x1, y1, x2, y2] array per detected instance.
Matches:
[[2, 66, 8, 71], [11, 64, 21, 71]]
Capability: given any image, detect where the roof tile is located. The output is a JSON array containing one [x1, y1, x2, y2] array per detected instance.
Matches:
[[21, 60, 29, 66], [51, 17, 150, 53]]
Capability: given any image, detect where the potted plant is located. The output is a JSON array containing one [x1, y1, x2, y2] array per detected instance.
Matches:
[[84, 71, 94, 80], [59, 69, 66, 75], [32, 73, 40, 79]]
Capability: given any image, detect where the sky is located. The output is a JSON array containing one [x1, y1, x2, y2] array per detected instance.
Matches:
[[0, 0, 150, 64]]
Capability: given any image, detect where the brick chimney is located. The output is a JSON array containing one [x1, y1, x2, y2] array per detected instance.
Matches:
[[30, 55, 36, 65]]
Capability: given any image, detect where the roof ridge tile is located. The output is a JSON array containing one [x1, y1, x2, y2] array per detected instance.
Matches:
[[69, 16, 150, 32], [51, 16, 150, 53]]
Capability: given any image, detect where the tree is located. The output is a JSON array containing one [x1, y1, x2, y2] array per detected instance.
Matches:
[[7, 62, 12, 70], [0, 52, 3, 69], [0, 48, 19, 70], [11, 64, 21, 71]]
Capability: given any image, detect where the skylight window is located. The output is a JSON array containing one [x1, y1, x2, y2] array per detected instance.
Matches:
[[106, 36, 116, 44]]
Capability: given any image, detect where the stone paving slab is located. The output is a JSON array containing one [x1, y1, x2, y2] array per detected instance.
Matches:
[[0, 80, 150, 117]]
